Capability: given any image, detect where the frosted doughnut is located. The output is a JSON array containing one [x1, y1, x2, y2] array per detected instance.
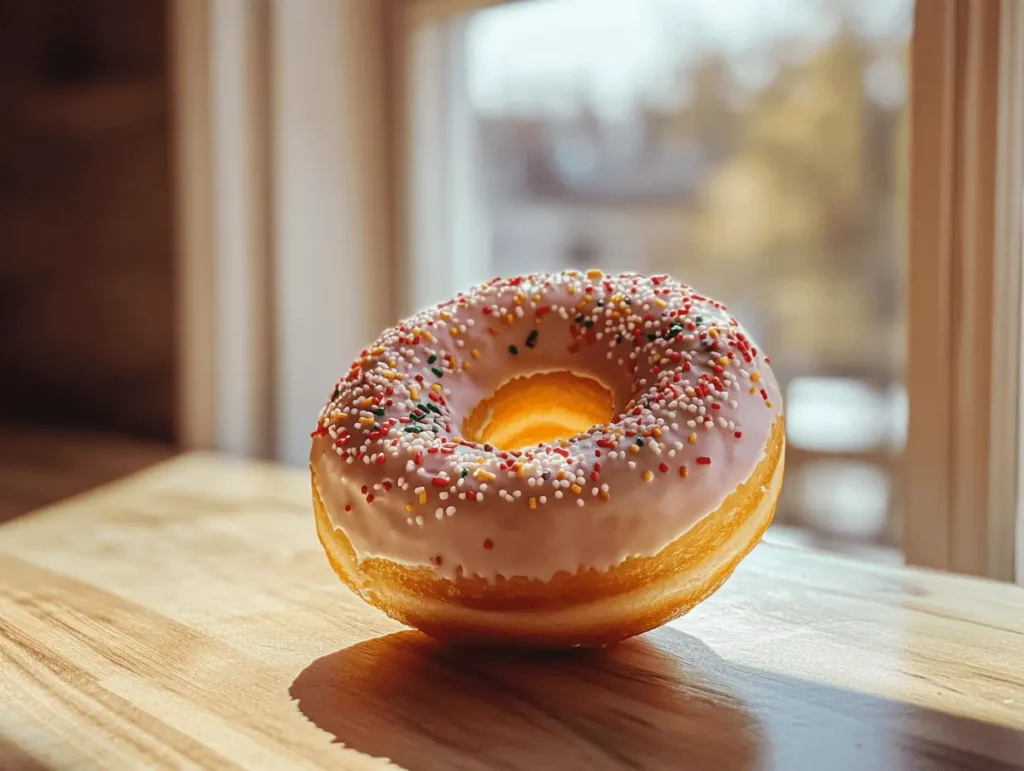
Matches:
[[310, 270, 785, 648]]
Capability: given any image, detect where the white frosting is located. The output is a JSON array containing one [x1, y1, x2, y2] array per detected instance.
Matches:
[[310, 271, 783, 582]]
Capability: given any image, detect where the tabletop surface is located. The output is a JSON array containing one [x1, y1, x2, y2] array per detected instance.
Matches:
[[2, 453, 1024, 771]]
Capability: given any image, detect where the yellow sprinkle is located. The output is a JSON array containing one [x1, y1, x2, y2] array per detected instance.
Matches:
[[406, 503, 415, 513], [471, 349, 481, 360], [599, 490, 610, 501], [410, 387, 419, 401], [422, 330, 434, 343], [529, 497, 537, 510], [370, 346, 385, 355], [629, 444, 640, 454], [449, 328, 459, 337], [749, 386, 758, 394], [431, 383, 443, 393], [587, 269, 603, 279], [680, 465, 689, 478], [568, 285, 577, 295], [419, 491, 427, 505], [383, 372, 397, 381], [688, 433, 698, 444], [533, 293, 542, 302], [557, 470, 566, 480], [751, 372, 762, 382], [643, 470, 654, 482], [709, 328, 719, 339], [329, 409, 342, 420], [474, 469, 496, 482], [439, 311, 452, 321], [515, 292, 525, 303], [766, 401, 773, 408], [388, 360, 396, 367], [718, 356, 730, 366], [360, 397, 374, 407], [462, 362, 470, 371], [516, 465, 525, 478], [655, 299, 667, 309], [651, 427, 662, 438], [506, 314, 514, 325], [359, 416, 375, 425], [571, 484, 583, 495]]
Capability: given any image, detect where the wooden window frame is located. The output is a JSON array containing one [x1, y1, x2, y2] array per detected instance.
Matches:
[[171, 0, 1024, 581], [170, 0, 396, 466], [906, 0, 1024, 581]]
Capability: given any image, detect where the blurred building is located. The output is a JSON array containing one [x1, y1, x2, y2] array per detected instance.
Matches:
[[463, 0, 912, 552]]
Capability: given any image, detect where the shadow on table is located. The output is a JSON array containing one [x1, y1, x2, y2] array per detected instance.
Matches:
[[290, 628, 1024, 771]]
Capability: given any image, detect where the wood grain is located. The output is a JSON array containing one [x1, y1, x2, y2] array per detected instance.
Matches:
[[3, 453, 1024, 770]]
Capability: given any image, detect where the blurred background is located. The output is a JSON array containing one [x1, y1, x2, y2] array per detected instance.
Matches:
[[458, 0, 911, 559], [0, 0, 911, 562]]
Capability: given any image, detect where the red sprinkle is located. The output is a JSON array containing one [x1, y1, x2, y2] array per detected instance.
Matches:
[[697, 456, 712, 466]]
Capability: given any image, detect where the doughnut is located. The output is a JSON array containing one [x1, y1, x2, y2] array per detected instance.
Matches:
[[310, 270, 784, 648]]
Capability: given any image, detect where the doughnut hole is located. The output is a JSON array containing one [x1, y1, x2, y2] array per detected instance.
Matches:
[[462, 371, 615, 451]]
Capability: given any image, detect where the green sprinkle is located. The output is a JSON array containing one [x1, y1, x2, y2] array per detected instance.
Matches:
[[526, 330, 539, 348], [331, 387, 341, 399], [635, 438, 644, 447], [509, 345, 518, 355], [431, 367, 444, 378], [461, 468, 469, 478], [584, 320, 595, 328], [426, 403, 442, 415], [374, 407, 386, 416], [427, 354, 437, 364], [404, 426, 421, 433]]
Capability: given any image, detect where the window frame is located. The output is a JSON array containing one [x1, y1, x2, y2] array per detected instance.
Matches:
[[905, 0, 1023, 581], [171, 0, 397, 465], [172, 0, 1024, 581]]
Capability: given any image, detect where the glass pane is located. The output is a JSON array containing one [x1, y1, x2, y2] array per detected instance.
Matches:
[[451, 0, 911, 558]]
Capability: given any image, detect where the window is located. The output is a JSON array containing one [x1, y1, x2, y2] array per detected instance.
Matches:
[[411, 0, 913, 557], [176, 0, 1023, 580]]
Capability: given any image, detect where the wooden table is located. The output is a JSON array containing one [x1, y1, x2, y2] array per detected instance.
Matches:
[[3, 454, 1024, 771]]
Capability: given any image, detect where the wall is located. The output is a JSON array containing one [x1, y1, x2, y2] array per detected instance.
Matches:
[[0, 0, 174, 440]]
